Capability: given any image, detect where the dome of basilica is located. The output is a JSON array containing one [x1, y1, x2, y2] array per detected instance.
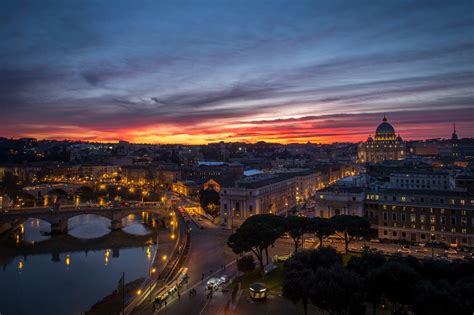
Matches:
[[375, 116, 396, 141]]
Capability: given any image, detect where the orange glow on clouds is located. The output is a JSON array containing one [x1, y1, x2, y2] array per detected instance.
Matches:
[[6, 108, 473, 145]]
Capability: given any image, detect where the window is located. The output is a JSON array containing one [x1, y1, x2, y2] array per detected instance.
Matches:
[[249, 205, 253, 213], [410, 214, 416, 222], [392, 231, 397, 237], [224, 204, 227, 210], [440, 216, 446, 224], [383, 212, 388, 220], [461, 217, 467, 227], [383, 230, 388, 236], [420, 215, 426, 223], [450, 217, 456, 226], [392, 213, 397, 221], [401, 213, 406, 222]]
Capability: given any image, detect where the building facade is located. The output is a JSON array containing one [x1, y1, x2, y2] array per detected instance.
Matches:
[[314, 186, 366, 218], [219, 169, 321, 226], [358, 116, 405, 164], [365, 189, 474, 247]]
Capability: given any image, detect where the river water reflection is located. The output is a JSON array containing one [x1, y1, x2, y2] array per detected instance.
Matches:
[[0, 213, 160, 315]]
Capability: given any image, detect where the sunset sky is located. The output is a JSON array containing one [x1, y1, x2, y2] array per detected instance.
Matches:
[[1, 0, 473, 144]]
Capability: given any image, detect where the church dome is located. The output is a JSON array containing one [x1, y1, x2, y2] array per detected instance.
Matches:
[[375, 116, 396, 141]]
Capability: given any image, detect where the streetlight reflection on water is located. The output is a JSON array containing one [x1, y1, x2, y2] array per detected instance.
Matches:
[[105, 249, 111, 266], [65, 254, 71, 271]]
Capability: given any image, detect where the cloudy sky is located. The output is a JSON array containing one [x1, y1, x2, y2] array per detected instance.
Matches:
[[1, 0, 473, 144]]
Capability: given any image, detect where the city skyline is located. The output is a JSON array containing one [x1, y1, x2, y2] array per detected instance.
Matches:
[[1, 1, 473, 144]]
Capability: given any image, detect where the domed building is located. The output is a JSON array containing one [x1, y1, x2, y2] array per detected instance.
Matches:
[[358, 116, 406, 163]]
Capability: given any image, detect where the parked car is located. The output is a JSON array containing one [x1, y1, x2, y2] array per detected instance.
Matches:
[[445, 249, 457, 255], [304, 238, 317, 243], [369, 238, 381, 243], [397, 248, 411, 254], [415, 248, 429, 253]]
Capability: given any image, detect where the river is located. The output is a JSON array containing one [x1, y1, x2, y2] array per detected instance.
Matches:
[[0, 213, 163, 315]]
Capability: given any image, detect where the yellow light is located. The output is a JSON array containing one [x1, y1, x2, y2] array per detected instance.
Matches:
[[129, 187, 135, 193], [151, 268, 156, 273], [66, 255, 71, 266], [171, 234, 175, 240], [20, 224, 25, 234], [99, 184, 106, 190], [105, 249, 110, 266], [18, 259, 23, 270], [137, 289, 142, 295], [162, 255, 167, 261]]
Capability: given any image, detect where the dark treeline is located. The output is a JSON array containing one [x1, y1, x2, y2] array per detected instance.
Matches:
[[283, 248, 474, 315]]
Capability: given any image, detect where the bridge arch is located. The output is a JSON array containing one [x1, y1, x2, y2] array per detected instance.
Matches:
[[46, 188, 70, 197]]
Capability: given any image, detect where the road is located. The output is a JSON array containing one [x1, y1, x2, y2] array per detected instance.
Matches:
[[131, 207, 235, 315]]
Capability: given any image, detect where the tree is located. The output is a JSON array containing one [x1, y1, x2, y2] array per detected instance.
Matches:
[[283, 267, 315, 315], [453, 276, 474, 314], [285, 215, 311, 254], [241, 214, 286, 264], [413, 280, 459, 315], [330, 215, 370, 254], [369, 262, 419, 313], [310, 217, 335, 250], [347, 252, 386, 277], [311, 265, 364, 315], [228, 214, 284, 277], [199, 188, 220, 216], [237, 255, 255, 273]]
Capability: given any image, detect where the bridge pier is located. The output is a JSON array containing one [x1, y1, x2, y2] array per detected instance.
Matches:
[[112, 247, 120, 257], [50, 219, 68, 235], [110, 219, 123, 231]]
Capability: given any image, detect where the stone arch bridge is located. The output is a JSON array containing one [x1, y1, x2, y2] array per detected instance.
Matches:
[[0, 205, 166, 234], [23, 183, 96, 199]]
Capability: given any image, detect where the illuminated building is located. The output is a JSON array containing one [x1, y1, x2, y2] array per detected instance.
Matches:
[[358, 116, 405, 164], [219, 169, 321, 226], [366, 189, 474, 247]]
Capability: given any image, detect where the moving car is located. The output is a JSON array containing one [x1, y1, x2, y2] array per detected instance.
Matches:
[[445, 248, 457, 255], [397, 247, 411, 254], [206, 276, 228, 290]]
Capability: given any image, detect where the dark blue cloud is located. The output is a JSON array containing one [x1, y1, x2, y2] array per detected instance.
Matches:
[[0, 0, 473, 140]]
